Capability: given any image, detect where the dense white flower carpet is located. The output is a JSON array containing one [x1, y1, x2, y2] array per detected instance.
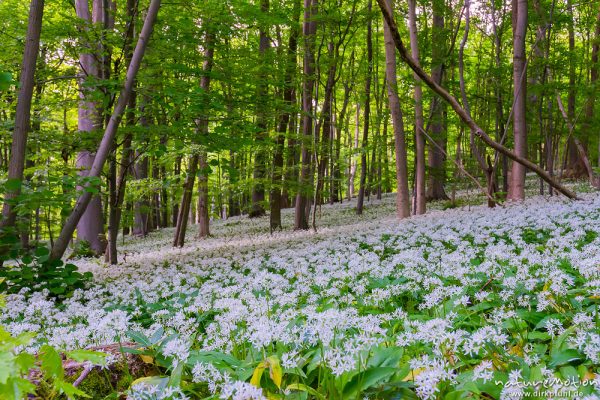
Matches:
[[3, 190, 600, 399]]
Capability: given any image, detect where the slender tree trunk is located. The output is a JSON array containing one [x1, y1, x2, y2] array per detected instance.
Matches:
[[348, 103, 359, 200], [508, 0, 528, 200], [133, 148, 149, 236], [356, 0, 373, 215], [331, 71, 352, 204], [250, 0, 270, 218], [564, 0, 585, 177], [0, 0, 44, 232], [407, 0, 426, 214], [197, 32, 215, 238], [491, 2, 508, 193], [50, 0, 161, 261], [271, 0, 300, 230], [313, 41, 337, 226], [295, 0, 317, 230], [586, 5, 600, 168], [426, 0, 449, 200], [458, 0, 495, 207], [383, 0, 410, 218]]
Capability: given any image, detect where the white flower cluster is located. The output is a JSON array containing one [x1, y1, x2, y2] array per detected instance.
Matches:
[[2, 190, 599, 398]]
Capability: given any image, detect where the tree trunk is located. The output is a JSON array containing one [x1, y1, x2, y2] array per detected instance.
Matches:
[[407, 0, 426, 214], [348, 103, 360, 200], [250, 0, 270, 218], [508, 0, 528, 201], [73, 0, 109, 256], [564, 0, 585, 178], [271, 0, 300, 230], [197, 32, 215, 239], [383, 0, 410, 218], [587, 5, 600, 168], [50, 0, 161, 261], [294, 0, 317, 230], [173, 156, 198, 247], [426, 0, 449, 201], [458, 0, 495, 207], [133, 152, 149, 236], [356, 0, 373, 215], [313, 41, 337, 227], [0, 0, 44, 232]]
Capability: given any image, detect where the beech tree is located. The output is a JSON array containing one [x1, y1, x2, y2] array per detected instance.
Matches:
[[508, 0, 528, 201]]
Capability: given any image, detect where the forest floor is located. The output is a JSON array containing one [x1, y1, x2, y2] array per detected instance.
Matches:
[[3, 177, 600, 399]]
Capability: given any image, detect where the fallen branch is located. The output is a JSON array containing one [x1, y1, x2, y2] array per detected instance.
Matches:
[[375, 0, 579, 200], [72, 364, 94, 387]]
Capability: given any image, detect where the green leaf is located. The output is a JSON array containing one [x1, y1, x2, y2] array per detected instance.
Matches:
[[549, 349, 583, 368], [0, 72, 12, 91], [342, 366, 396, 399], [286, 383, 324, 399], [40, 345, 63, 379], [127, 331, 151, 347], [67, 350, 106, 366], [54, 379, 90, 398], [169, 362, 184, 387], [367, 347, 403, 368]]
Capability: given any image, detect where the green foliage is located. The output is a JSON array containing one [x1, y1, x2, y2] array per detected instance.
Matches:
[[69, 239, 96, 259], [0, 71, 12, 91], [0, 241, 93, 298]]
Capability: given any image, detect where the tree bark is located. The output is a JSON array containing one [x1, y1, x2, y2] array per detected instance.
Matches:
[[73, 0, 110, 256], [0, 0, 44, 232], [407, 0, 426, 215], [50, 0, 161, 261], [294, 0, 318, 230], [587, 5, 600, 168], [383, 0, 410, 218], [375, 0, 578, 200], [271, 0, 300, 230], [458, 0, 496, 207], [508, 0, 528, 200], [197, 32, 215, 239], [426, 0, 449, 200], [356, 0, 373, 215], [250, 0, 270, 218]]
